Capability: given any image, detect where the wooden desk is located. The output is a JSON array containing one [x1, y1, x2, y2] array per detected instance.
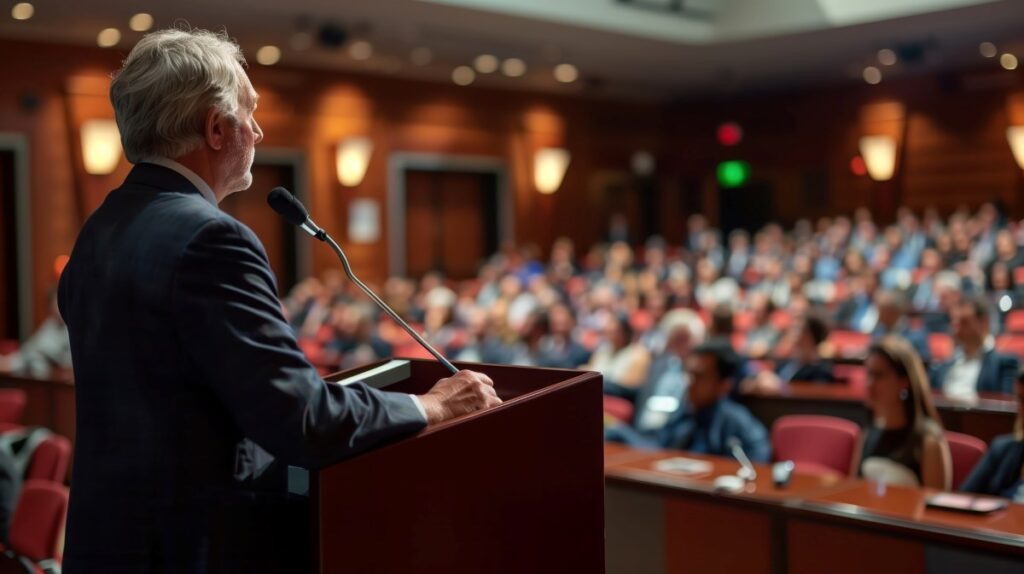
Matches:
[[739, 383, 1016, 444], [0, 372, 75, 442], [605, 443, 1024, 574]]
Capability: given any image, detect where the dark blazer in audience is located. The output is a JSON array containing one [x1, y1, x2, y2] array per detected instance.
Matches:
[[930, 349, 1018, 394], [58, 164, 427, 571], [774, 359, 835, 384], [959, 434, 1024, 499]]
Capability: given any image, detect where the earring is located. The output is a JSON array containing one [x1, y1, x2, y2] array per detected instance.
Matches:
[[899, 388, 909, 401]]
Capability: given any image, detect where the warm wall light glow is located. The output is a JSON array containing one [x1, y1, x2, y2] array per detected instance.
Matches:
[[858, 135, 897, 181], [256, 45, 281, 65], [336, 137, 373, 187], [502, 58, 527, 77], [534, 147, 570, 194], [129, 13, 153, 32], [11, 2, 33, 20], [97, 28, 121, 48], [81, 119, 122, 175], [1008, 126, 1024, 171], [1001, 53, 1019, 71], [474, 54, 498, 74]]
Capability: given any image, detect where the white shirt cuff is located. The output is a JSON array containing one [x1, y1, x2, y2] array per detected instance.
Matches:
[[409, 394, 428, 423]]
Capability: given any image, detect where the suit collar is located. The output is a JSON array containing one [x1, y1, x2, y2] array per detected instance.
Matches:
[[122, 162, 216, 206]]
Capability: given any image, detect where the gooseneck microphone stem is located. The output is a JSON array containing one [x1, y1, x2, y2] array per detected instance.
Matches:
[[321, 231, 459, 375]]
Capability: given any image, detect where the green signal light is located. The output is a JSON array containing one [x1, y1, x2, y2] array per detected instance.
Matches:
[[717, 160, 751, 188]]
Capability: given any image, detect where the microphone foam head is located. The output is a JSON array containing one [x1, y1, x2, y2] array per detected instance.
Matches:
[[267, 187, 309, 226]]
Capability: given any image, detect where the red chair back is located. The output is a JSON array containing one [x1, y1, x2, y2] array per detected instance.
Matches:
[[928, 333, 954, 362], [944, 431, 987, 490], [603, 395, 634, 425], [771, 415, 860, 477], [1005, 310, 1024, 334], [9, 480, 69, 562], [26, 435, 72, 484], [995, 335, 1024, 358], [0, 390, 26, 425], [828, 331, 871, 359]]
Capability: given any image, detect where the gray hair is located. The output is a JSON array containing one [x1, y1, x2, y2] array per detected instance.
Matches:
[[110, 28, 246, 163]]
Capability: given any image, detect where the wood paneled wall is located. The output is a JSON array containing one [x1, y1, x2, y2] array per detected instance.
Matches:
[[1, 37, 1023, 330]]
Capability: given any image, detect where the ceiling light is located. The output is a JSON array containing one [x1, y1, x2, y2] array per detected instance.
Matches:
[[1000, 53, 1018, 71], [877, 49, 897, 66], [97, 28, 121, 48], [859, 135, 897, 181], [501, 58, 527, 77], [534, 148, 570, 194], [452, 66, 475, 86], [11, 2, 33, 20], [349, 40, 373, 61], [129, 13, 153, 32], [474, 54, 498, 74], [554, 63, 579, 83], [410, 47, 432, 66], [979, 42, 997, 58], [256, 45, 281, 66], [862, 66, 882, 85], [290, 31, 313, 51]]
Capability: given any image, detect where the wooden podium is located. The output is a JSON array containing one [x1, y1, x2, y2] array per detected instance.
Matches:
[[312, 359, 605, 573]]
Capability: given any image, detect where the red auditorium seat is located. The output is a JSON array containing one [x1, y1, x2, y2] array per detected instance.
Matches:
[[0, 341, 17, 355], [602, 395, 634, 425], [771, 415, 860, 478], [1014, 266, 1024, 288], [995, 335, 1024, 358], [828, 331, 870, 359], [6, 480, 68, 573], [25, 436, 71, 484], [1004, 310, 1024, 334], [770, 310, 792, 331], [944, 431, 987, 490], [927, 333, 954, 362], [733, 310, 755, 332], [0, 391, 26, 426], [832, 364, 867, 391]]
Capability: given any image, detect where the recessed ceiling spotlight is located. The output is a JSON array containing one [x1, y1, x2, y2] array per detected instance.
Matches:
[[348, 40, 373, 61], [256, 45, 281, 66], [501, 58, 526, 77], [11, 3, 33, 21], [554, 63, 579, 83], [863, 66, 882, 85], [1001, 53, 1019, 71], [129, 13, 153, 32], [97, 28, 121, 48], [979, 42, 998, 58], [452, 66, 475, 86], [410, 47, 432, 66], [474, 54, 498, 74], [877, 49, 897, 66]]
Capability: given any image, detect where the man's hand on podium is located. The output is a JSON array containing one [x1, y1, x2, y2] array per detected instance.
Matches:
[[418, 370, 502, 424]]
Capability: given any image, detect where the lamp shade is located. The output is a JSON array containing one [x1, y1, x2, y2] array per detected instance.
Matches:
[[336, 137, 373, 187], [534, 147, 570, 194], [858, 135, 897, 181], [80, 119, 122, 175], [1008, 126, 1024, 171]]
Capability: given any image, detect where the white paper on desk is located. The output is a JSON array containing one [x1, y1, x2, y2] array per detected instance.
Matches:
[[654, 457, 713, 475]]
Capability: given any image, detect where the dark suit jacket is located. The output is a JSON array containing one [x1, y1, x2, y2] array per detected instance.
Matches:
[[930, 348, 1019, 394], [58, 164, 426, 573], [959, 434, 1024, 497]]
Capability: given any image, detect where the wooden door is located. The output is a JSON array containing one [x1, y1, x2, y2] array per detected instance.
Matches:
[[219, 163, 298, 295], [0, 151, 17, 340], [405, 170, 498, 280]]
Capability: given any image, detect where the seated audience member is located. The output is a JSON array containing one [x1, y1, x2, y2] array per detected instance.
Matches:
[[871, 290, 930, 362], [931, 295, 1018, 398], [960, 371, 1024, 500], [629, 309, 706, 434], [859, 336, 952, 489], [751, 310, 835, 390], [535, 303, 591, 369], [742, 292, 780, 359], [585, 313, 651, 400], [606, 340, 770, 462], [0, 292, 71, 378]]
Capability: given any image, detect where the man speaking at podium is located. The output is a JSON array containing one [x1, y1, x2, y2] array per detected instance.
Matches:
[[57, 28, 500, 572]]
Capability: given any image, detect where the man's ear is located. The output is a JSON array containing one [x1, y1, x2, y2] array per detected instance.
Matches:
[[204, 107, 226, 151]]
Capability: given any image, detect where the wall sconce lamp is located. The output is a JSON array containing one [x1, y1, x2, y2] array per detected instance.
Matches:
[[1008, 126, 1024, 171], [858, 135, 897, 181], [336, 137, 373, 187], [534, 147, 570, 194], [80, 119, 122, 175]]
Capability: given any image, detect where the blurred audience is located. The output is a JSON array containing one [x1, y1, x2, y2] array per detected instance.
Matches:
[[0, 292, 71, 379], [931, 296, 1018, 399], [960, 370, 1024, 500]]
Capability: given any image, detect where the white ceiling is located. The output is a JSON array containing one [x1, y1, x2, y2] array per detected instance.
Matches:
[[0, 0, 1022, 101]]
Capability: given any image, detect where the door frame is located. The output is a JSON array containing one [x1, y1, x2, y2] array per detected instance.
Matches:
[[0, 134, 31, 340], [253, 147, 311, 285], [387, 153, 512, 278]]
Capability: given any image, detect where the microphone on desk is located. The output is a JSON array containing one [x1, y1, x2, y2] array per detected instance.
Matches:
[[267, 187, 459, 375], [727, 437, 757, 482]]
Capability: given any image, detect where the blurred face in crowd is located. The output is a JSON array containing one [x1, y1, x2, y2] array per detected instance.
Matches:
[[951, 302, 987, 345], [686, 353, 727, 411], [876, 294, 903, 330], [996, 230, 1016, 260], [548, 305, 575, 337], [865, 351, 910, 424], [991, 263, 1011, 292]]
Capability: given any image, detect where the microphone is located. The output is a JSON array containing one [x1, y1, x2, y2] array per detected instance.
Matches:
[[267, 187, 459, 375], [727, 437, 757, 481]]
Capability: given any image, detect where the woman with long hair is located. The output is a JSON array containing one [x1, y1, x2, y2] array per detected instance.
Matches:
[[856, 336, 952, 489]]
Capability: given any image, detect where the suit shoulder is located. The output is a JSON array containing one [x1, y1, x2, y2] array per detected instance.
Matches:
[[988, 433, 1020, 453]]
